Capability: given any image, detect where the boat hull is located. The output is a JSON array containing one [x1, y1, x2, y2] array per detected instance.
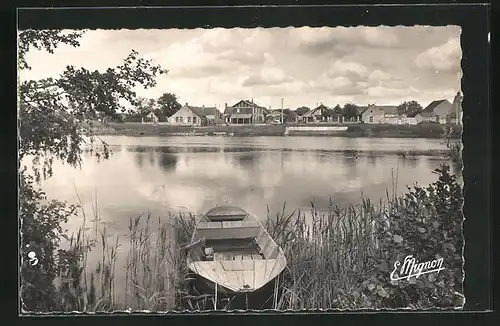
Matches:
[[185, 271, 287, 310]]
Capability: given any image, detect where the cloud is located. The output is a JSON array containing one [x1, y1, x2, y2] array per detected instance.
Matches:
[[414, 37, 461, 73], [242, 67, 293, 87], [289, 26, 400, 56], [218, 50, 267, 65], [20, 26, 462, 109]]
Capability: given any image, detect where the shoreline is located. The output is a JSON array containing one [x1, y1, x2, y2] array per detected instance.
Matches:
[[86, 122, 463, 139]]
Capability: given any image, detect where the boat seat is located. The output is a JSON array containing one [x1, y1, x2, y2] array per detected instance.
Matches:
[[205, 206, 249, 222], [195, 220, 261, 240]]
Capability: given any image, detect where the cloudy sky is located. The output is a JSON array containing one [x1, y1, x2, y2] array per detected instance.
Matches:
[[21, 26, 462, 111]]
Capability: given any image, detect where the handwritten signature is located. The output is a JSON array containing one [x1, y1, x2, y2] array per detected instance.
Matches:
[[390, 255, 444, 281]]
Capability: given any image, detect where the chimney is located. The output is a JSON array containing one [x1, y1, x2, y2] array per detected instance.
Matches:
[[185, 102, 188, 106], [225, 103, 227, 109]]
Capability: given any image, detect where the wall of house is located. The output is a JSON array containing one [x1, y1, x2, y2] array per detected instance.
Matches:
[[385, 117, 403, 124], [415, 115, 436, 124], [433, 101, 453, 123], [361, 108, 385, 123], [405, 117, 418, 125], [168, 105, 203, 126]]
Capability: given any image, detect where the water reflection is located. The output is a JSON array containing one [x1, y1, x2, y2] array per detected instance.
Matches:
[[134, 152, 144, 169], [51, 137, 452, 231], [367, 152, 378, 166], [235, 152, 261, 170], [159, 153, 178, 172], [399, 156, 419, 168]]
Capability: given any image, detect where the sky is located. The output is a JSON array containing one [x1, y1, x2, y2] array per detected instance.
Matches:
[[20, 26, 462, 111]]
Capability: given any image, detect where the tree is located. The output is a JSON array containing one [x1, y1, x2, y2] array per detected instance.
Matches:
[[333, 104, 342, 115], [283, 108, 297, 123], [18, 30, 167, 311], [295, 106, 310, 116], [343, 103, 359, 119], [157, 92, 181, 120], [397, 100, 423, 117]]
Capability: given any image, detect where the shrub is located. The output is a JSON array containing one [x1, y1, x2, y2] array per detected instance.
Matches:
[[363, 164, 464, 309], [20, 172, 79, 312]]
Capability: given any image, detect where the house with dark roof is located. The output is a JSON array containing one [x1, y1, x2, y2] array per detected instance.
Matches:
[[223, 100, 269, 124], [301, 103, 335, 123], [168, 103, 222, 126], [418, 99, 453, 124], [143, 111, 159, 123], [360, 105, 400, 124]]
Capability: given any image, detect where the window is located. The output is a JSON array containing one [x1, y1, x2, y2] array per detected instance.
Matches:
[[193, 117, 197, 124], [176, 117, 179, 122], [369, 116, 373, 123], [187, 117, 191, 123], [237, 108, 240, 113]]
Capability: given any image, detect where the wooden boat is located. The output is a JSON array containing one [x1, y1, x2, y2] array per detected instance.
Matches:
[[185, 206, 287, 295]]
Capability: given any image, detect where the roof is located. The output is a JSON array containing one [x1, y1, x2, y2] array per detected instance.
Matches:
[[357, 106, 369, 115], [230, 113, 253, 119], [361, 105, 398, 115], [422, 100, 448, 115], [225, 100, 269, 115], [378, 105, 398, 115], [187, 105, 219, 117], [302, 104, 333, 117]]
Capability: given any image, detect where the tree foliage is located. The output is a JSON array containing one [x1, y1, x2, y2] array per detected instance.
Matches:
[[295, 106, 310, 116], [342, 103, 359, 118], [18, 29, 167, 312], [333, 104, 342, 115], [157, 92, 182, 120], [397, 101, 423, 117], [19, 30, 167, 179]]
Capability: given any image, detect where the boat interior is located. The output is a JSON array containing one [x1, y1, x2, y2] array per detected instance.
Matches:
[[189, 207, 280, 262]]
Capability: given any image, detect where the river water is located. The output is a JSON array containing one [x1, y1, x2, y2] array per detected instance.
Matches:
[[37, 135, 453, 306]]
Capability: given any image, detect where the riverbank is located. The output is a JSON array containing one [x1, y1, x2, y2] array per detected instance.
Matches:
[[88, 122, 462, 139], [21, 164, 463, 312]]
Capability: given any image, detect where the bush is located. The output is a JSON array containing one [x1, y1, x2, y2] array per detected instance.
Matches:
[[20, 172, 79, 311], [362, 164, 464, 309]]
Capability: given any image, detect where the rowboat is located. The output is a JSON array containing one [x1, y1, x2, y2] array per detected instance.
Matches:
[[185, 206, 287, 297]]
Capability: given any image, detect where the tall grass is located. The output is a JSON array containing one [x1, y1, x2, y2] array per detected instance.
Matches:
[[46, 164, 462, 312], [264, 199, 387, 310], [54, 198, 391, 311]]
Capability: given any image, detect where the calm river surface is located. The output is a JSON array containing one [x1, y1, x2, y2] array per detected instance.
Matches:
[[38, 135, 452, 302], [40, 135, 452, 236]]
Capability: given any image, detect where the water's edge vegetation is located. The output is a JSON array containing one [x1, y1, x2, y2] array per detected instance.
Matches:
[[87, 122, 463, 139], [20, 164, 464, 312]]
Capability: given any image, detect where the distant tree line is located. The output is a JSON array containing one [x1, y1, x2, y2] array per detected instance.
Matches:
[[293, 100, 424, 118], [119, 92, 182, 122], [116, 97, 424, 123]]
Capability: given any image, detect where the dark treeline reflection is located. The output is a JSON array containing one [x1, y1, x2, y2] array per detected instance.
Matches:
[[159, 153, 178, 172], [399, 156, 420, 168], [234, 152, 262, 170], [367, 152, 379, 166], [132, 150, 178, 172]]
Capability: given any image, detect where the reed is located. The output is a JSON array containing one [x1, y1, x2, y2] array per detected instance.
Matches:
[[45, 163, 462, 311], [264, 199, 386, 310], [123, 212, 197, 311]]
